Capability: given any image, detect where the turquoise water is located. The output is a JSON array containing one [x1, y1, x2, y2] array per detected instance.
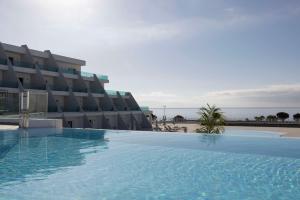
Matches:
[[0, 129, 300, 200]]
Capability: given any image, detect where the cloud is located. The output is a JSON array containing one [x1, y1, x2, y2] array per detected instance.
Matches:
[[206, 84, 300, 97], [136, 84, 300, 108]]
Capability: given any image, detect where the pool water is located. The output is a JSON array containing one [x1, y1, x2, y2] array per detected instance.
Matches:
[[0, 129, 299, 200]]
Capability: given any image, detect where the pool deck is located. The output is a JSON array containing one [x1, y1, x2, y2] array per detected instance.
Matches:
[[0, 125, 19, 130], [162, 123, 300, 138]]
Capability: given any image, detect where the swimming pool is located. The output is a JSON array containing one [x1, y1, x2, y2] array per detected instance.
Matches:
[[0, 128, 299, 199]]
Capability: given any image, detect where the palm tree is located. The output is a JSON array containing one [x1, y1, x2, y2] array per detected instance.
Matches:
[[293, 113, 300, 122], [276, 112, 289, 122], [196, 104, 225, 134]]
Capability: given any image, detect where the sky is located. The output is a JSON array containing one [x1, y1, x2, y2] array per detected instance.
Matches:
[[0, 0, 300, 108]]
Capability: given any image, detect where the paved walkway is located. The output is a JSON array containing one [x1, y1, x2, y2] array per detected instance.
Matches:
[[0, 125, 19, 130]]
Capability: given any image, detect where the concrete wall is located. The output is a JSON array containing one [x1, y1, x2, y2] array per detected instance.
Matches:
[[104, 114, 118, 129], [56, 61, 81, 71], [53, 95, 64, 110], [32, 57, 45, 65], [15, 72, 31, 85], [64, 117, 83, 128], [65, 78, 73, 89], [6, 52, 21, 63], [43, 76, 54, 85], [0, 118, 62, 128]]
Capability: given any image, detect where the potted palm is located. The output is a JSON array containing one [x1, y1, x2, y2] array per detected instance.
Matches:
[[196, 104, 225, 134]]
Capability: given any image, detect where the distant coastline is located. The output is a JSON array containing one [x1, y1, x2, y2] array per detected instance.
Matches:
[[151, 107, 300, 121]]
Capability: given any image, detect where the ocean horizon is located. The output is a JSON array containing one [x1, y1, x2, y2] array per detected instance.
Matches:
[[151, 107, 300, 121]]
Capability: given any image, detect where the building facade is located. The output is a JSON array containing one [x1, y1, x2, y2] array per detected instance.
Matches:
[[0, 42, 152, 130]]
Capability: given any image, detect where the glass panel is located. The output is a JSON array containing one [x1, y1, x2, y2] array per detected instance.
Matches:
[[80, 71, 94, 78], [0, 58, 7, 65], [140, 106, 150, 111], [13, 61, 34, 69], [105, 90, 117, 96], [97, 74, 108, 81], [118, 91, 127, 96]]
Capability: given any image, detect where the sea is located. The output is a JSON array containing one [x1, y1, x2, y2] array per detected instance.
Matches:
[[151, 107, 300, 121]]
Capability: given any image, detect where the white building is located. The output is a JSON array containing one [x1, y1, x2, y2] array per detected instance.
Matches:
[[0, 42, 152, 130]]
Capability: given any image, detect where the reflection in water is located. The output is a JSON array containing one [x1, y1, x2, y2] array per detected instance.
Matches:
[[198, 134, 222, 146], [0, 128, 108, 186]]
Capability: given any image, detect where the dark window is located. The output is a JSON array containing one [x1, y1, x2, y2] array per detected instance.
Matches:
[[8, 57, 14, 65], [67, 121, 73, 128], [18, 78, 24, 85]]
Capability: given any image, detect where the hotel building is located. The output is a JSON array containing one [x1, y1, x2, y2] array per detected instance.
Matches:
[[0, 42, 152, 130]]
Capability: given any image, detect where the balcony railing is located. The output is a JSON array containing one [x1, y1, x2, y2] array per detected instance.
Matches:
[[118, 91, 127, 96], [80, 71, 94, 78], [105, 90, 117, 96], [60, 68, 77, 75], [140, 106, 150, 111], [105, 90, 128, 96], [13, 61, 35, 69], [0, 80, 19, 88], [0, 58, 7, 65], [47, 84, 69, 92], [80, 71, 108, 81], [97, 74, 109, 81], [90, 87, 104, 94], [73, 87, 88, 93], [39, 65, 59, 72], [82, 106, 99, 112]]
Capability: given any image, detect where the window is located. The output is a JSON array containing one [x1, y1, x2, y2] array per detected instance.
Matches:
[[89, 119, 94, 126], [18, 77, 24, 85], [8, 57, 14, 65], [67, 121, 73, 128]]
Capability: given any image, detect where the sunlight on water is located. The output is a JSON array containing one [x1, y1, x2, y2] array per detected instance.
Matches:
[[0, 129, 300, 200]]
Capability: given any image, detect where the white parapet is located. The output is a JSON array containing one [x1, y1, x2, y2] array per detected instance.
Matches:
[[28, 119, 62, 128], [0, 118, 62, 128]]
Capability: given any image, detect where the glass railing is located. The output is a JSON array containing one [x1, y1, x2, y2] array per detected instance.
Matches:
[[0, 80, 19, 88], [13, 61, 34, 69], [80, 71, 109, 81], [90, 87, 104, 94], [60, 68, 77, 75], [118, 91, 127, 96], [82, 106, 98, 112], [0, 58, 7, 65], [105, 90, 128, 96], [39, 65, 59, 72], [105, 90, 117, 96], [47, 84, 69, 92], [80, 71, 94, 78], [73, 87, 88, 93], [140, 106, 150, 111], [97, 74, 109, 81]]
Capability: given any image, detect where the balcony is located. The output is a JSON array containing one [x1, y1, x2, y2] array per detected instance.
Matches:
[[21, 83, 46, 90], [73, 87, 88, 93], [39, 65, 59, 72], [0, 58, 7, 65], [140, 106, 150, 112], [82, 106, 98, 112], [106, 90, 127, 96], [80, 70, 108, 81], [105, 90, 117, 96], [97, 74, 108, 81], [0, 58, 34, 69], [0, 80, 18, 88], [80, 71, 94, 78], [60, 68, 77, 75], [47, 84, 69, 92], [13, 61, 35, 69], [90, 87, 104, 94]]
